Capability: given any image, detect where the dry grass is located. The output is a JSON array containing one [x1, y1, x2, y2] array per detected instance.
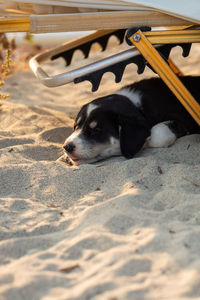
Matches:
[[0, 49, 12, 100], [0, 34, 16, 101]]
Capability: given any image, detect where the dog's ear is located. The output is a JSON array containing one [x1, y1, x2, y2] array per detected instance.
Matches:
[[94, 94, 150, 158], [104, 95, 150, 158], [118, 116, 150, 158]]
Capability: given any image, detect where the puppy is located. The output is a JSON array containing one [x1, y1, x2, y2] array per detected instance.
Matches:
[[64, 76, 200, 165]]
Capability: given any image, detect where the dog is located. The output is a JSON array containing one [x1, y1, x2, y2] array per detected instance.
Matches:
[[63, 76, 200, 165]]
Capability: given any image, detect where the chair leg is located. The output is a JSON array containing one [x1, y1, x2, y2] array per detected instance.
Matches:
[[128, 29, 200, 125], [168, 58, 183, 77]]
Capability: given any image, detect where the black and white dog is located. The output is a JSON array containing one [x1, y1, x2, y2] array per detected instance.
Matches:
[[63, 76, 200, 165]]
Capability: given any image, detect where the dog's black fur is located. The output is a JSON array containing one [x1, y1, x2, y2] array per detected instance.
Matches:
[[64, 76, 200, 164]]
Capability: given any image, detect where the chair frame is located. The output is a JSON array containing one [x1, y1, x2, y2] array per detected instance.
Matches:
[[0, 14, 200, 125], [127, 27, 200, 125]]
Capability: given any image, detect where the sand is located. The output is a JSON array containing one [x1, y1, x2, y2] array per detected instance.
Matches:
[[0, 41, 200, 300]]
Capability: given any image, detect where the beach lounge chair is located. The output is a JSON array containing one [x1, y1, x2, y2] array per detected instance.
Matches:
[[1, 1, 200, 125]]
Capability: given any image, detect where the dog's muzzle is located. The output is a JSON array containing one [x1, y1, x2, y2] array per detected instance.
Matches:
[[63, 141, 83, 164]]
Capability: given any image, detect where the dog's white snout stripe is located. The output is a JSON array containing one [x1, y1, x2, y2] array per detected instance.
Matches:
[[65, 129, 82, 143], [76, 117, 82, 125]]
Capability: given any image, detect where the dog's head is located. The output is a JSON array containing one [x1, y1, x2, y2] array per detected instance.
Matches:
[[63, 94, 150, 164]]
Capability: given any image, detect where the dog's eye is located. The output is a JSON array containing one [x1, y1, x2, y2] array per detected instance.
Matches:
[[90, 127, 102, 135], [94, 127, 102, 133], [74, 124, 79, 130]]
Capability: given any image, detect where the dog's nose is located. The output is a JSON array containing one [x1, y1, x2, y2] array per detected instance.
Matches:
[[63, 142, 75, 154]]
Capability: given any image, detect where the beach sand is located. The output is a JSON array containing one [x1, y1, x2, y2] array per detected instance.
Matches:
[[0, 42, 200, 300]]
